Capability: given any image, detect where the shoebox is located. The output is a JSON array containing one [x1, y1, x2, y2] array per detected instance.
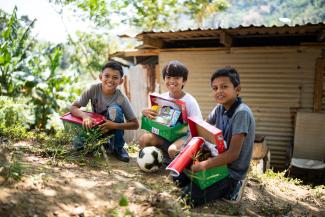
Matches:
[[184, 116, 229, 189], [141, 93, 188, 142], [188, 116, 226, 153], [60, 112, 105, 134], [184, 165, 228, 190]]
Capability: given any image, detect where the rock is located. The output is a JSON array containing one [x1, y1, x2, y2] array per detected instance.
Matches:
[[133, 181, 150, 193], [71, 206, 85, 217]]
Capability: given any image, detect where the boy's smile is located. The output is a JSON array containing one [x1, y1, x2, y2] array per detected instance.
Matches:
[[211, 76, 241, 110], [99, 68, 123, 94], [164, 76, 186, 97]]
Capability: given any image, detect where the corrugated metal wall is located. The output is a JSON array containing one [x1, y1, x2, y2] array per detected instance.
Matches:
[[159, 46, 322, 168]]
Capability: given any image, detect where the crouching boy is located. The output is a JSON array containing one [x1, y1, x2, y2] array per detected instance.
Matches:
[[70, 61, 139, 162], [174, 67, 255, 206]]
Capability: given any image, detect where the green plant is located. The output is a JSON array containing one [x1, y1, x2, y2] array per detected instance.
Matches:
[[0, 7, 35, 97], [263, 169, 302, 185], [0, 158, 24, 182], [313, 185, 325, 199], [119, 194, 129, 206], [0, 96, 34, 128]]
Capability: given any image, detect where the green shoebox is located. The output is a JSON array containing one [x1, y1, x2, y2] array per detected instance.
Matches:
[[184, 165, 228, 190], [141, 116, 188, 142]]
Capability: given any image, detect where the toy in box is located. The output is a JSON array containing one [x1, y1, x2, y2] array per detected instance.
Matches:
[[166, 116, 228, 190], [141, 93, 188, 142]]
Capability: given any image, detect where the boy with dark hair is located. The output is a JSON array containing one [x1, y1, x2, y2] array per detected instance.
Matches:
[[71, 61, 139, 162], [174, 66, 255, 206], [139, 60, 202, 161]]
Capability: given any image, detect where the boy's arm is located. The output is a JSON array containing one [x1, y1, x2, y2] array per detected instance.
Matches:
[[70, 102, 93, 129], [98, 118, 139, 133], [191, 133, 246, 172]]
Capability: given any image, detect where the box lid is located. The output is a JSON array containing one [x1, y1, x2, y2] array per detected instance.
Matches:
[[60, 112, 105, 127], [149, 93, 188, 123], [188, 116, 226, 153]]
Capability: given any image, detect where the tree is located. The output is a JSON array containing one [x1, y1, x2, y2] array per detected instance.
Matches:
[[0, 7, 35, 96], [51, 0, 230, 31]]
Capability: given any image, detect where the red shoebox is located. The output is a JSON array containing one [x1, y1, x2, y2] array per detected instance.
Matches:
[[60, 112, 105, 128], [187, 116, 226, 153]]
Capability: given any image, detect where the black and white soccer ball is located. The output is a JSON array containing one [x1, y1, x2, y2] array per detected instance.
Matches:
[[137, 146, 163, 172]]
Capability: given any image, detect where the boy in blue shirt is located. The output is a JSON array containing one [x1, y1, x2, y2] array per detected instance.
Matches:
[[174, 67, 255, 206], [70, 61, 139, 162]]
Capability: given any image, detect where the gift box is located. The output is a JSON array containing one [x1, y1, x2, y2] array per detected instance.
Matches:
[[183, 117, 228, 189], [60, 112, 105, 133], [184, 165, 228, 190], [141, 93, 188, 142], [188, 116, 226, 154]]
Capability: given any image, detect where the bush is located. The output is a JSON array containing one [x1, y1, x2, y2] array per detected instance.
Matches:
[[0, 96, 34, 128]]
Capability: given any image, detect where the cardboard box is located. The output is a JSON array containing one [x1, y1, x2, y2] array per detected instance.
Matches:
[[184, 165, 228, 190], [141, 93, 188, 142]]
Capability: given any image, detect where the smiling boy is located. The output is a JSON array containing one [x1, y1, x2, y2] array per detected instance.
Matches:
[[70, 61, 139, 162], [174, 67, 255, 206], [139, 60, 202, 162]]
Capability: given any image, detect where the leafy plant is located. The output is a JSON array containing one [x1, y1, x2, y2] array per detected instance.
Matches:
[[263, 169, 302, 185], [0, 96, 34, 128], [0, 155, 24, 183], [0, 7, 36, 97]]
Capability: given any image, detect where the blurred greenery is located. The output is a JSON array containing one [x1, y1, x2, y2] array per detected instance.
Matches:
[[1, 1, 324, 131]]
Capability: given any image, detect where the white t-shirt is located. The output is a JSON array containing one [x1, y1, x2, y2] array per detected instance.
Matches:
[[161, 92, 202, 120]]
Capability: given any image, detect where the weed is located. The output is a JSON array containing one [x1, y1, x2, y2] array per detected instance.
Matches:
[[125, 142, 139, 154], [119, 194, 129, 206], [313, 185, 325, 198], [263, 169, 302, 185], [0, 160, 24, 182]]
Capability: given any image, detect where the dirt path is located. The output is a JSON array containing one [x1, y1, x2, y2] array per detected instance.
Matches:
[[0, 141, 324, 217]]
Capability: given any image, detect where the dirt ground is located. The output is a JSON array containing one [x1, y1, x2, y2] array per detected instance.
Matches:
[[0, 141, 324, 217]]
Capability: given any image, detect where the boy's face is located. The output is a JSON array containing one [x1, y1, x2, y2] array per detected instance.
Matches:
[[211, 76, 241, 110], [99, 68, 123, 92], [164, 76, 186, 94]]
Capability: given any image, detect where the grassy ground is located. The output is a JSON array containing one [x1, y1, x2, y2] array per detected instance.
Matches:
[[0, 136, 324, 217]]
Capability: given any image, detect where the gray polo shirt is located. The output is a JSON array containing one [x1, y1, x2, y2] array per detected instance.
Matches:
[[75, 83, 137, 121], [207, 102, 255, 180]]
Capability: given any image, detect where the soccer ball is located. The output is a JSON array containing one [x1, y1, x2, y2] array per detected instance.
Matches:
[[137, 146, 163, 172]]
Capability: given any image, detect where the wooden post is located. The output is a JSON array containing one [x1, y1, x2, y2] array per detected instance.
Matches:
[[313, 58, 325, 112]]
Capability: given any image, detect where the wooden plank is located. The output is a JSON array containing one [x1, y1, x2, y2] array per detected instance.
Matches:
[[143, 35, 164, 48], [313, 58, 325, 112], [220, 31, 232, 47]]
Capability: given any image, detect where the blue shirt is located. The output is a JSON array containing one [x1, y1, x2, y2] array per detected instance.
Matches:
[[207, 101, 255, 180]]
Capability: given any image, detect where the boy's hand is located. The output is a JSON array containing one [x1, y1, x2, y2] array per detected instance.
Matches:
[[99, 120, 116, 133], [142, 108, 158, 120], [82, 117, 94, 130], [190, 161, 206, 173]]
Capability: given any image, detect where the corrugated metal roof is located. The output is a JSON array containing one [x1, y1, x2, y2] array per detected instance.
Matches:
[[135, 23, 325, 38], [119, 23, 325, 49]]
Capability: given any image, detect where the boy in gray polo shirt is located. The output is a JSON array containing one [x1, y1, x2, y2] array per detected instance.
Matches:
[[70, 61, 139, 162], [174, 67, 255, 206]]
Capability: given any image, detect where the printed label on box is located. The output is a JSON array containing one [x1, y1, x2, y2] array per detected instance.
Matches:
[[151, 127, 159, 134]]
